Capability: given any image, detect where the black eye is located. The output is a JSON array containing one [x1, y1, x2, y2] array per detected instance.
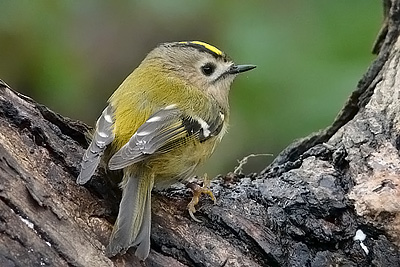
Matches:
[[201, 63, 216, 76]]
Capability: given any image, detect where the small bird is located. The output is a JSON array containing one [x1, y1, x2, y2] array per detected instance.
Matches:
[[77, 41, 256, 260]]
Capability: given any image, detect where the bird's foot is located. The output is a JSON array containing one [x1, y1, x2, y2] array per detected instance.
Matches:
[[187, 174, 216, 222]]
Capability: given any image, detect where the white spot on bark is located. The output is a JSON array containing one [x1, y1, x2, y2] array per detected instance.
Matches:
[[354, 229, 366, 241], [20, 216, 34, 229], [354, 229, 369, 254]]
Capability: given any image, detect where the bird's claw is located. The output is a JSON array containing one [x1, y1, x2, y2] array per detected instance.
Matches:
[[187, 174, 216, 222]]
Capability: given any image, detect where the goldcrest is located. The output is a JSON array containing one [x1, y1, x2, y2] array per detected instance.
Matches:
[[77, 41, 256, 260]]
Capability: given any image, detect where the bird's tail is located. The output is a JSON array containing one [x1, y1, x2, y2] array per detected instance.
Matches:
[[105, 170, 154, 260]]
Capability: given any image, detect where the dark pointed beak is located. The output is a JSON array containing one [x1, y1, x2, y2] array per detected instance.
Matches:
[[228, 64, 257, 74]]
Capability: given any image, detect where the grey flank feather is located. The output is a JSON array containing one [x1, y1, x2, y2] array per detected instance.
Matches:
[[105, 171, 154, 260], [108, 104, 184, 170], [77, 105, 115, 184]]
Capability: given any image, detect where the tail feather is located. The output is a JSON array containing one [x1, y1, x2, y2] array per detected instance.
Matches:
[[105, 171, 154, 260], [132, 181, 152, 259]]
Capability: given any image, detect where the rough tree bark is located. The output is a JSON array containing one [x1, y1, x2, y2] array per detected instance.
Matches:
[[1, 1, 400, 266]]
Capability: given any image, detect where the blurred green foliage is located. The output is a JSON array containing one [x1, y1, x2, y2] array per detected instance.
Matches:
[[0, 1, 381, 176]]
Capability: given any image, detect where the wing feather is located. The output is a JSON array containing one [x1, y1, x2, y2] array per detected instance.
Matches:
[[77, 105, 115, 184], [108, 105, 225, 170]]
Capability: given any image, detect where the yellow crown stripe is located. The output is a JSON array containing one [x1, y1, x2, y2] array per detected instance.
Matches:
[[192, 41, 223, 56], [179, 41, 223, 56]]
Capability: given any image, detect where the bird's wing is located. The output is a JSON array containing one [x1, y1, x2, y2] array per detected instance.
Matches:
[[77, 105, 115, 184], [108, 104, 225, 170]]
